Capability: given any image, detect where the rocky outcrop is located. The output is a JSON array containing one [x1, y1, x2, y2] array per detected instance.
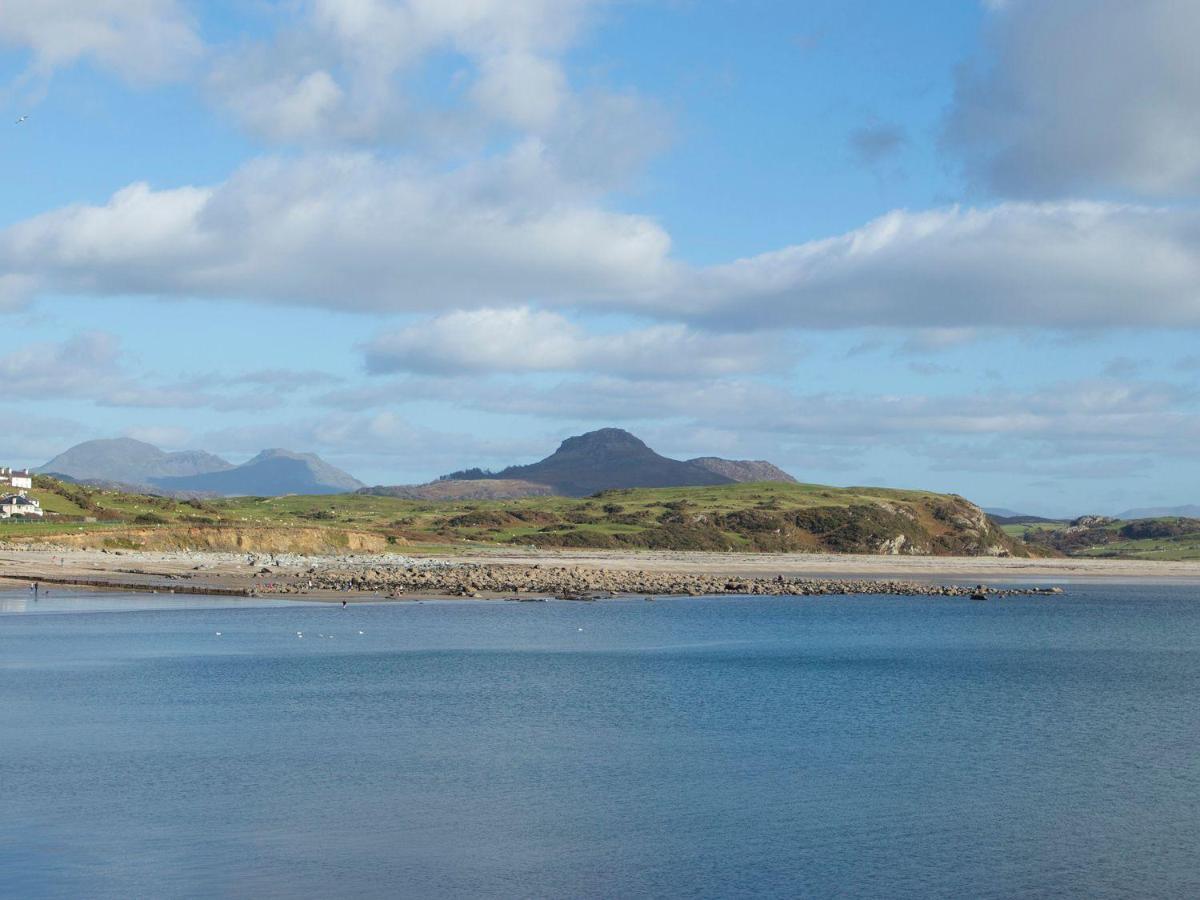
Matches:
[[262, 560, 1062, 600]]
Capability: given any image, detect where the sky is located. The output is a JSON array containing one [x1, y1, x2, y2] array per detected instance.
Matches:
[[1, 0, 1198, 517]]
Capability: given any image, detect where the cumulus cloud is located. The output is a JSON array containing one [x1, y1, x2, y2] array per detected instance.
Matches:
[[946, 0, 1200, 198], [0, 331, 317, 412], [205, 0, 643, 154], [675, 203, 1200, 329], [363, 307, 780, 377], [9, 174, 1200, 333], [0, 412, 87, 465], [0, 331, 121, 396], [0, 152, 673, 312], [121, 425, 193, 449], [0, 0, 202, 84], [200, 411, 547, 481], [211, 66, 346, 143], [0, 274, 37, 312], [416, 372, 1200, 461]]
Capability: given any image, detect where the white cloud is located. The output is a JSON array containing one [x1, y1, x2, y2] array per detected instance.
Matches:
[[674, 203, 1200, 329], [10, 172, 1200, 332], [0, 332, 309, 412], [363, 307, 779, 377], [305, 369, 1200, 492], [0, 331, 121, 396], [0, 412, 87, 466], [947, 0, 1200, 197], [122, 425, 193, 449], [0, 274, 37, 311], [208, 0, 624, 147], [212, 67, 346, 143], [357, 371, 1194, 452], [0, 0, 202, 84], [199, 410, 547, 482], [471, 52, 567, 129], [0, 152, 673, 312]]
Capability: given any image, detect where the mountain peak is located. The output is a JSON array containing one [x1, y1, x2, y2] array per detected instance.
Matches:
[[555, 428, 652, 456], [156, 448, 363, 495], [248, 448, 307, 463], [437, 428, 736, 496]]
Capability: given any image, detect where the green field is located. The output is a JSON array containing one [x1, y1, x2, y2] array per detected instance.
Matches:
[[1, 477, 1024, 557]]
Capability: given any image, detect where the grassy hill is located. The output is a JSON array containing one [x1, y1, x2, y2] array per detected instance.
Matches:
[[1008, 516, 1200, 561], [0, 476, 1028, 557]]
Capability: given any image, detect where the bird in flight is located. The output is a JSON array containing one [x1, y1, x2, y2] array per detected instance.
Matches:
[[15, 115, 28, 124]]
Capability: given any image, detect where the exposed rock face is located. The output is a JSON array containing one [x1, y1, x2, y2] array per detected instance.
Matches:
[[1069, 515, 1117, 530], [686, 457, 797, 483]]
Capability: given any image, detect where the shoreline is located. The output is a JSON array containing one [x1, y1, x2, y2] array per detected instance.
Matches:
[[2, 547, 1198, 601]]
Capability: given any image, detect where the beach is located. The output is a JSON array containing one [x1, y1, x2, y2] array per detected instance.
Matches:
[[2, 546, 1198, 602]]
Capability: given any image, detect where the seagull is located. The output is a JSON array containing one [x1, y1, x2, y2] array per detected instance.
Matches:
[[14, 115, 28, 125]]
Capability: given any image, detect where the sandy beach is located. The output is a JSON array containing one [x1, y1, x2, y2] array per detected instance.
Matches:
[[2, 546, 1198, 600]]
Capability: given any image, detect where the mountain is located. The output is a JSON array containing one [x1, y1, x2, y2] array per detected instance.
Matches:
[[41, 440, 362, 496], [40, 438, 232, 485], [983, 507, 1066, 526], [687, 457, 797, 484], [1117, 504, 1200, 519], [413, 428, 795, 498], [153, 449, 363, 496]]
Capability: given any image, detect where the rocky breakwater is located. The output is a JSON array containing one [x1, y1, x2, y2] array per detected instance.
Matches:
[[269, 562, 1063, 600]]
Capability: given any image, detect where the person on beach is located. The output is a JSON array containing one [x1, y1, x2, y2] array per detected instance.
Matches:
[[341, 599, 347, 608]]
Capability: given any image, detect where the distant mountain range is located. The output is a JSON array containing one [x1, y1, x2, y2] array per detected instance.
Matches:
[[1116, 504, 1200, 520], [983, 508, 1067, 525], [40, 438, 362, 497], [362, 428, 796, 499], [986, 504, 1200, 522]]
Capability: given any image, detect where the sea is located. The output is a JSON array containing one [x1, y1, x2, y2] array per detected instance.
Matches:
[[2, 583, 1198, 899]]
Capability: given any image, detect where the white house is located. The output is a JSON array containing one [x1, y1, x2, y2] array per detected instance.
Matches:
[[0, 467, 33, 490], [0, 492, 42, 519]]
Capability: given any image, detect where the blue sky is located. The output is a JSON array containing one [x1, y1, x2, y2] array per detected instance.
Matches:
[[1, 0, 1198, 516]]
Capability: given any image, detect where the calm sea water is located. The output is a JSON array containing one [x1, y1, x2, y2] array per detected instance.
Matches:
[[2, 584, 1199, 899]]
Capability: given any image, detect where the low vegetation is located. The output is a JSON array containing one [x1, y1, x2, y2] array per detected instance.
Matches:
[[1009, 515, 1200, 561], [0, 476, 1027, 557]]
